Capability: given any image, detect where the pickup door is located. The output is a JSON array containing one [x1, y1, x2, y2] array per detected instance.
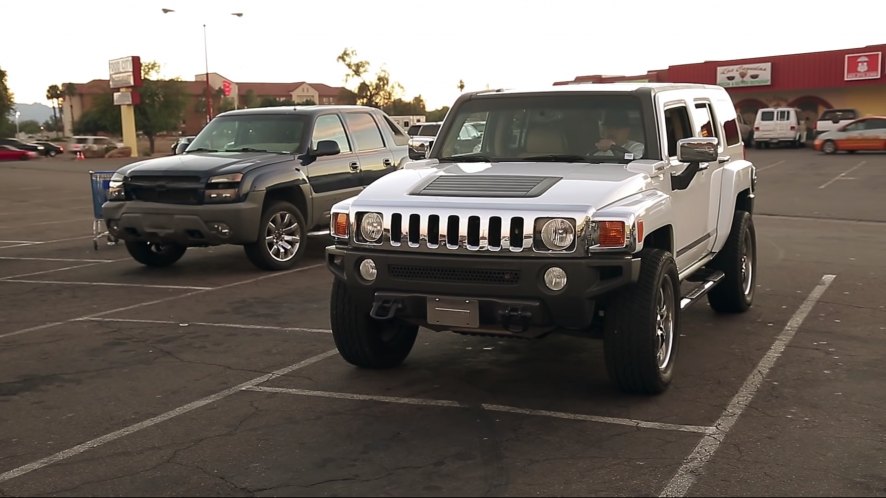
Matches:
[[306, 113, 364, 226], [342, 111, 395, 187]]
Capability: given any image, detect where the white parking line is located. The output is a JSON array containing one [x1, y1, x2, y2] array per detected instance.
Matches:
[[818, 160, 866, 189], [2, 279, 213, 291], [659, 274, 836, 497], [754, 160, 785, 172], [0, 218, 92, 230], [0, 235, 95, 250], [78, 317, 332, 334], [0, 263, 325, 340], [0, 256, 117, 263], [0, 349, 339, 485], [0, 260, 128, 280], [244, 386, 715, 435]]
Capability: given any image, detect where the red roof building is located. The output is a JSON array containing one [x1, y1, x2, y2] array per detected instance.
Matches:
[[557, 44, 886, 129]]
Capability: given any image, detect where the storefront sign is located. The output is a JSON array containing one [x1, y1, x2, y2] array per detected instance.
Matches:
[[109, 56, 143, 90], [716, 63, 772, 88], [845, 52, 882, 81]]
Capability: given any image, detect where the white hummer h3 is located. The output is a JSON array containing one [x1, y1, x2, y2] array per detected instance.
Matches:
[[326, 83, 758, 394]]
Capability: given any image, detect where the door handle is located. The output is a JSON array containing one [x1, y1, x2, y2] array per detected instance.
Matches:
[[349, 161, 359, 172], [718, 155, 731, 164], [383, 158, 393, 167]]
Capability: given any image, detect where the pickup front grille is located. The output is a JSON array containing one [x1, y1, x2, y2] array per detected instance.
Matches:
[[389, 264, 521, 285], [126, 176, 203, 205]]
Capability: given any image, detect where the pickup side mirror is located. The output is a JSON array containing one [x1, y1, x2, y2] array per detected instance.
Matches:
[[312, 140, 341, 157], [672, 137, 718, 191], [408, 139, 433, 160]]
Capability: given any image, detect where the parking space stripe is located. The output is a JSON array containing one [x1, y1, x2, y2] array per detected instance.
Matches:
[[0, 235, 95, 250], [0, 260, 128, 280], [0, 218, 93, 230], [659, 274, 836, 498], [78, 317, 332, 334], [0, 256, 117, 263], [0, 349, 339, 485], [244, 386, 715, 435], [754, 160, 785, 172], [0, 263, 325, 341], [818, 160, 865, 189], [1, 280, 214, 291]]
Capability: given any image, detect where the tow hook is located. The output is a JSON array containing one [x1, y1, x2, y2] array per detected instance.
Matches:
[[370, 298, 403, 320], [499, 306, 532, 333]]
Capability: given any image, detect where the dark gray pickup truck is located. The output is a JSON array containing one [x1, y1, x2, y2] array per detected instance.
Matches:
[[103, 105, 410, 270]]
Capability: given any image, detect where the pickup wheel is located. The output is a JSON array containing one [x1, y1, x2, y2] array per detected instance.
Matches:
[[244, 201, 306, 271], [330, 279, 418, 369], [707, 210, 756, 313], [603, 248, 680, 395], [124, 241, 187, 267]]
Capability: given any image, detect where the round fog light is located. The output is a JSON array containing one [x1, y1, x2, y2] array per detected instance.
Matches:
[[544, 267, 567, 291], [359, 258, 377, 281]]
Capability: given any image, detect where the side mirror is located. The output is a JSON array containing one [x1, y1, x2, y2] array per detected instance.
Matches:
[[831, 118, 840, 124], [672, 137, 718, 191], [312, 140, 340, 157]]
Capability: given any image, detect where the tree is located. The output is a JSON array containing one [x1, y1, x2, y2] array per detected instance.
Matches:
[[295, 98, 316, 106], [74, 92, 120, 135], [384, 95, 426, 116], [337, 48, 403, 109], [135, 62, 187, 153], [45, 84, 63, 137], [426, 106, 450, 122], [243, 89, 259, 109], [18, 120, 41, 135], [62, 82, 77, 130], [258, 96, 296, 108], [0, 66, 15, 136]]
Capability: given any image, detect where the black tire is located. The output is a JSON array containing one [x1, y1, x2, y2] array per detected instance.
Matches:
[[243, 201, 306, 271], [330, 279, 418, 369], [822, 140, 837, 154], [707, 210, 756, 313], [124, 240, 187, 267], [603, 248, 680, 395], [48, 150, 57, 157]]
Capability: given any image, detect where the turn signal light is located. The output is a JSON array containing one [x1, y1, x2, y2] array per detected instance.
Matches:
[[333, 213, 349, 238], [598, 221, 626, 247]]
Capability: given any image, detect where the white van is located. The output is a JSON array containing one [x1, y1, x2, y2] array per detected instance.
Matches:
[[753, 107, 807, 148]]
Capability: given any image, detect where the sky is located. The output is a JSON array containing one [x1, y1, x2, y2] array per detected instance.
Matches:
[[3, 0, 884, 111]]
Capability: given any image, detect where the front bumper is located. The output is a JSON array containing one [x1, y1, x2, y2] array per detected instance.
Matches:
[[327, 245, 640, 337], [102, 192, 265, 246]]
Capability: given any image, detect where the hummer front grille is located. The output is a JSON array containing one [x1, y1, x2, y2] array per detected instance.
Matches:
[[389, 264, 521, 284]]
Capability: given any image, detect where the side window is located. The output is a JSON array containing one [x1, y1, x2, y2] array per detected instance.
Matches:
[[868, 119, 886, 130], [407, 125, 421, 136], [312, 114, 352, 153], [777, 110, 790, 121], [343, 112, 385, 151], [844, 121, 866, 132], [664, 105, 692, 158], [382, 115, 409, 146], [760, 111, 775, 122]]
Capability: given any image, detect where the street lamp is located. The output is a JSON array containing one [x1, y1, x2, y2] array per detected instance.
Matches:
[[161, 9, 243, 124], [14, 111, 20, 137]]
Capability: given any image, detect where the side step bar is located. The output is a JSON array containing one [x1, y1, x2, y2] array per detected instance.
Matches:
[[680, 270, 725, 309]]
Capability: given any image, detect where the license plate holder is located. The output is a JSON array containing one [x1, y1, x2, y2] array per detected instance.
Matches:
[[427, 297, 479, 328]]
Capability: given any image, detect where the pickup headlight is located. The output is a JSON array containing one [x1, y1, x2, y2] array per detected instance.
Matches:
[[107, 172, 126, 201], [535, 218, 575, 251], [358, 212, 384, 243], [204, 173, 243, 203]]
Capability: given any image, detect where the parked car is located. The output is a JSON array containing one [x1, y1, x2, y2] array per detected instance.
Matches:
[[814, 108, 859, 138], [814, 116, 886, 154], [170, 136, 196, 155], [407, 121, 442, 159], [103, 105, 411, 271], [33, 141, 64, 157], [0, 145, 37, 161], [753, 107, 806, 148], [68, 136, 121, 156], [0, 138, 45, 155]]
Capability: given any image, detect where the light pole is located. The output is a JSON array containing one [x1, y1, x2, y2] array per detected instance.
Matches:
[[14, 111, 20, 137], [162, 9, 243, 125]]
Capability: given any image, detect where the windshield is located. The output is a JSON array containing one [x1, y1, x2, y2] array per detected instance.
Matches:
[[434, 95, 647, 164], [187, 114, 309, 154]]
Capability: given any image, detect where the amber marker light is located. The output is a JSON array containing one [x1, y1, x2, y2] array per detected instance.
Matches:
[[598, 221, 626, 247], [333, 213, 349, 237]]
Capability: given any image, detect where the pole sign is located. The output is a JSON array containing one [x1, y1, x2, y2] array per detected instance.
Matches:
[[109, 56, 143, 90]]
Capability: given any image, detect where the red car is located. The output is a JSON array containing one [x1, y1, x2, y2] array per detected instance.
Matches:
[[0, 145, 37, 161]]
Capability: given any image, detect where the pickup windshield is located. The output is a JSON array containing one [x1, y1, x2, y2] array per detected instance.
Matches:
[[188, 114, 309, 154], [433, 94, 647, 164]]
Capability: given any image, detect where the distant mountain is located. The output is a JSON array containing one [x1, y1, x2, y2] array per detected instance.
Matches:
[[13, 103, 54, 124]]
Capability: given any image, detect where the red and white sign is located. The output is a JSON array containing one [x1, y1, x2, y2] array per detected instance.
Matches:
[[108, 56, 143, 90], [845, 52, 882, 81]]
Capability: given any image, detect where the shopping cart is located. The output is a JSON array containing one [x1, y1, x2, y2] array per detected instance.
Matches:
[[88, 170, 120, 250]]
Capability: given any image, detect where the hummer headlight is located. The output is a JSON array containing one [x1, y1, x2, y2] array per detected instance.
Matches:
[[359, 212, 384, 243], [538, 218, 575, 251]]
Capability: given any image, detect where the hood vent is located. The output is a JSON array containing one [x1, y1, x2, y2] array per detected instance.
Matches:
[[413, 175, 560, 198]]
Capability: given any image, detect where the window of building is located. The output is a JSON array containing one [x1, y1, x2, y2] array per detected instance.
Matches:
[[312, 114, 351, 153], [343, 112, 384, 151]]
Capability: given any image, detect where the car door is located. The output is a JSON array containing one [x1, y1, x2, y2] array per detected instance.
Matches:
[[775, 109, 792, 139], [661, 99, 713, 271], [865, 118, 886, 150], [341, 111, 394, 188], [305, 113, 363, 224], [838, 120, 867, 150]]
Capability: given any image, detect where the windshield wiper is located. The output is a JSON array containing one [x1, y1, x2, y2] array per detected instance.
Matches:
[[438, 154, 494, 163], [521, 154, 590, 163], [226, 147, 273, 153], [185, 147, 219, 153]]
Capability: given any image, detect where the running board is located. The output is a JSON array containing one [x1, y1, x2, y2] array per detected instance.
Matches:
[[680, 270, 725, 309]]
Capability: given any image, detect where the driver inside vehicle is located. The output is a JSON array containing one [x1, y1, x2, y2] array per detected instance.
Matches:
[[592, 113, 645, 159]]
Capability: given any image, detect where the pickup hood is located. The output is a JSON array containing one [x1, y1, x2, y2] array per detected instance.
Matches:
[[352, 161, 653, 212], [115, 152, 292, 178]]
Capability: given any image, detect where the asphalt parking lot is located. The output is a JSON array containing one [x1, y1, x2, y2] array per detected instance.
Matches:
[[0, 149, 884, 496]]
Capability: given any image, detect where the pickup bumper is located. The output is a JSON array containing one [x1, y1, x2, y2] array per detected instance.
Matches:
[[326, 245, 641, 337], [102, 192, 265, 246]]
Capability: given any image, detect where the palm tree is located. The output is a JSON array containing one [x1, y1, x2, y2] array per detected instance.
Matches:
[[45, 84, 62, 137], [63, 83, 77, 134]]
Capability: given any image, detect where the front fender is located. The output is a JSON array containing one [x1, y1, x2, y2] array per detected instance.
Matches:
[[712, 159, 755, 253]]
